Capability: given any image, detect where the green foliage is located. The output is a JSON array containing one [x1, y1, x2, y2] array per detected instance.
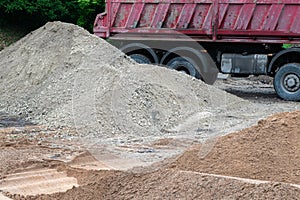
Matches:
[[77, 0, 104, 30], [0, 0, 73, 20], [0, 0, 104, 31]]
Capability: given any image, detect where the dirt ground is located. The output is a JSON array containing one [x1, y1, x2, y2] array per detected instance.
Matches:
[[170, 110, 300, 184], [1, 77, 300, 200]]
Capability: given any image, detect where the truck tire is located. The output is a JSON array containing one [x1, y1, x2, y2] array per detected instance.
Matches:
[[274, 63, 300, 101], [166, 57, 200, 78], [130, 54, 152, 64]]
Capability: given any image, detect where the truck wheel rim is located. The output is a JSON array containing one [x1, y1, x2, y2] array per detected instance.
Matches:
[[283, 73, 300, 92]]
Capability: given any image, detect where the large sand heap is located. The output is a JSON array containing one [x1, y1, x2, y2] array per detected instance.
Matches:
[[0, 21, 251, 139], [171, 110, 300, 184]]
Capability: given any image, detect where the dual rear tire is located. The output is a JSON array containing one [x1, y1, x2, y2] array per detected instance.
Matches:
[[130, 54, 300, 101], [130, 54, 152, 64], [130, 54, 201, 78], [123, 43, 218, 85], [166, 57, 201, 78]]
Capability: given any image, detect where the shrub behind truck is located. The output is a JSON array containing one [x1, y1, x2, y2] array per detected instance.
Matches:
[[94, 0, 300, 101]]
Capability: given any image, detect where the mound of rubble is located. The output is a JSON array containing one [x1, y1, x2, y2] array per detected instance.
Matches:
[[0, 21, 253, 139]]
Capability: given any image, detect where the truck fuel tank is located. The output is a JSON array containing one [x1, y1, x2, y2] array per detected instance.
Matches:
[[221, 54, 268, 75]]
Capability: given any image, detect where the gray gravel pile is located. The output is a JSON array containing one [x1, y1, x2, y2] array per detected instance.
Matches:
[[0, 22, 132, 128], [0, 21, 254, 139]]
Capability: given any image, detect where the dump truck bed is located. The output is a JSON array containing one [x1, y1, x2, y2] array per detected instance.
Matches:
[[94, 0, 300, 43]]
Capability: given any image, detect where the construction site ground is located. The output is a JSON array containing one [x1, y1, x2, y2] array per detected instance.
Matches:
[[1, 77, 299, 200], [0, 22, 300, 199]]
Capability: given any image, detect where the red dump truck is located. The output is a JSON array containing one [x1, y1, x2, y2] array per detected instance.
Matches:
[[94, 0, 300, 101]]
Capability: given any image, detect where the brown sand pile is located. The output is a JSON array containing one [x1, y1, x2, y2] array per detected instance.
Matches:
[[19, 168, 300, 200], [2, 111, 300, 199], [170, 110, 300, 184]]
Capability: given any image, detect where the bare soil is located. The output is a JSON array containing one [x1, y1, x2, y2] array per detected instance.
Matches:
[[27, 169, 300, 200], [170, 111, 300, 185], [1, 110, 300, 200]]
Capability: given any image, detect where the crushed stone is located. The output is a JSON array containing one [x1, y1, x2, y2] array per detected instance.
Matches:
[[0, 21, 261, 142]]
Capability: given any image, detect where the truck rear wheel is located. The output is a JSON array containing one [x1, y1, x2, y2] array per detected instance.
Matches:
[[166, 57, 200, 78], [274, 63, 300, 101], [130, 54, 152, 64]]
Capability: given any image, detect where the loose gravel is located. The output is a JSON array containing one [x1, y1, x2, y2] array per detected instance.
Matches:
[[0, 21, 259, 142]]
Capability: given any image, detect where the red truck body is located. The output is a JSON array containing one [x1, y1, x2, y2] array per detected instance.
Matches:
[[94, 0, 300, 101], [94, 0, 300, 43]]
